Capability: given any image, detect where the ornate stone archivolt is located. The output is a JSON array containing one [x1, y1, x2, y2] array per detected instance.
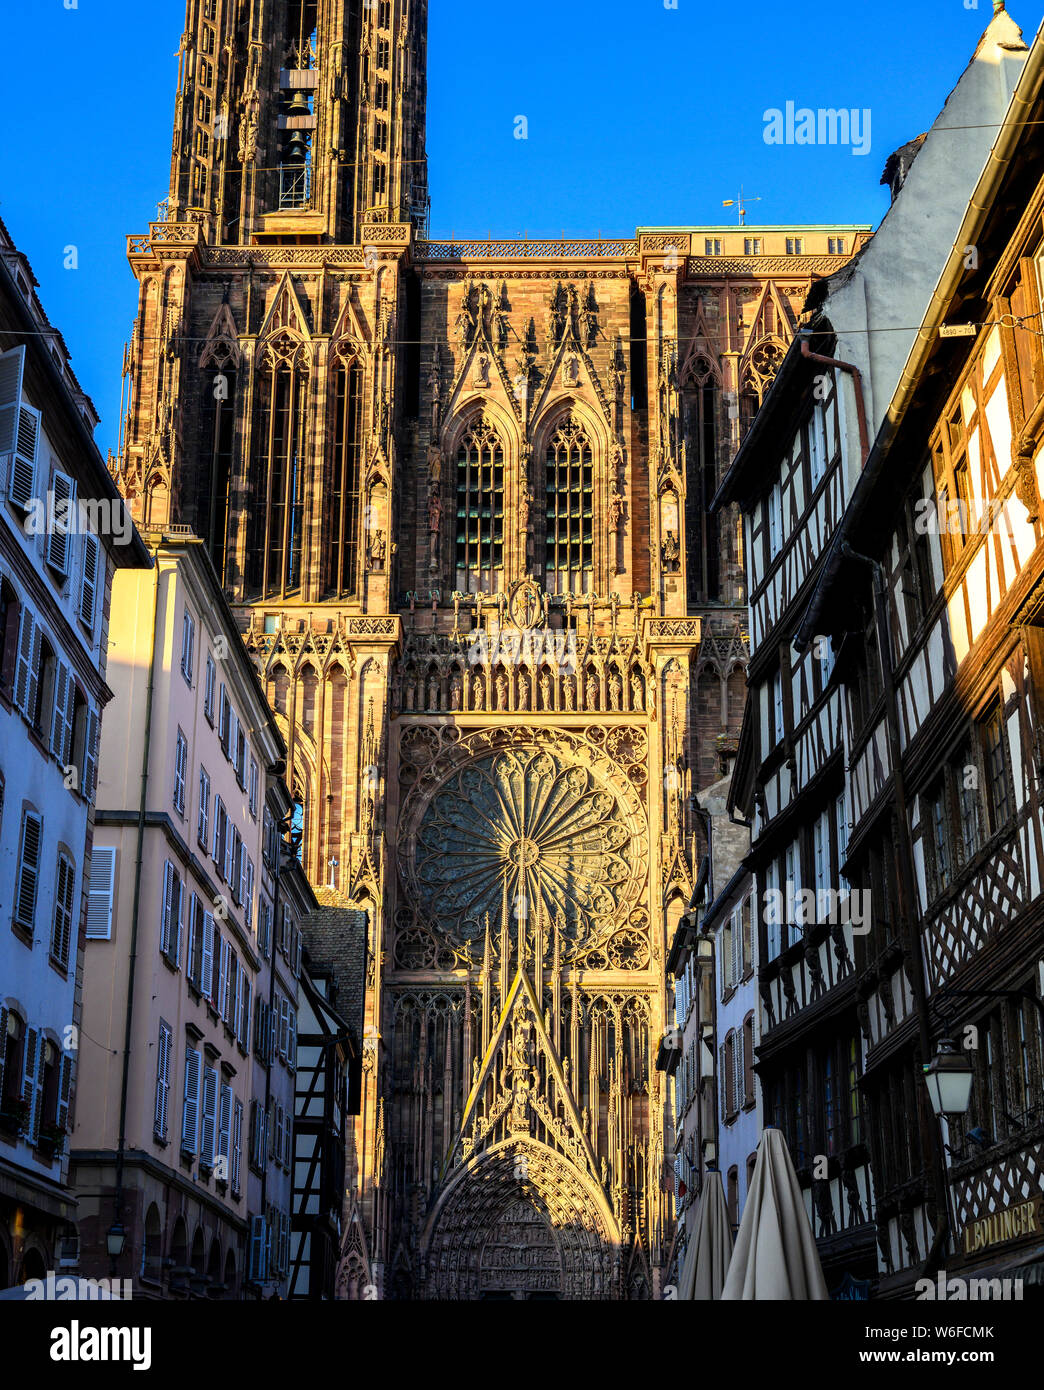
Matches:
[[420, 1138, 618, 1300], [398, 727, 648, 958]]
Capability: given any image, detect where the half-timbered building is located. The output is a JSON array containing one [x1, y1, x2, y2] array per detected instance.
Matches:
[[795, 16, 1044, 1295], [718, 6, 1043, 1297]]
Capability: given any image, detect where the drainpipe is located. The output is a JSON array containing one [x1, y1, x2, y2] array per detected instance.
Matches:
[[113, 543, 162, 1262], [839, 541, 951, 1268], [799, 339, 870, 466]]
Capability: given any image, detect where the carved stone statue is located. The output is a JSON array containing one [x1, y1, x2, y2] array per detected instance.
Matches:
[[661, 530, 680, 572], [630, 672, 644, 711], [472, 675, 485, 709], [427, 677, 440, 710], [609, 671, 622, 711], [427, 485, 442, 534], [495, 672, 508, 711], [449, 673, 462, 710], [540, 671, 552, 710], [585, 672, 598, 710], [607, 491, 624, 533], [517, 677, 529, 711], [564, 675, 576, 711], [368, 529, 386, 570]]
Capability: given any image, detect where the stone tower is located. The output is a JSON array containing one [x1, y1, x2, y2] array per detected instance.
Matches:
[[113, 0, 867, 1300]]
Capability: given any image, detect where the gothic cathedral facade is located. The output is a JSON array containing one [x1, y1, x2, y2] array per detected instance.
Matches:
[[112, 0, 867, 1298]]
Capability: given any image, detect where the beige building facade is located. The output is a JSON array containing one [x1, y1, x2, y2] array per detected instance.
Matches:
[[71, 529, 311, 1298]]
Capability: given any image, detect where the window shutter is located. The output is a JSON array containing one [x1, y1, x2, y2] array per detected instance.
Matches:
[[201, 1065, 218, 1167], [232, 1099, 243, 1194], [79, 533, 100, 630], [28, 1033, 46, 1145], [186, 894, 199, 986], [56, 1053, 73, 1133], [83, 707, 100, 802], [0, 1006, 7, 1102], [0, 345, 26, 455], [197, 767, 209, 846], [223, 818, 235, 885], [160, 861, 175, 957], [181, 1046, 201, 1153], [51, 852, 75, 967], [8, 403, 40, 511], [201, 912, 215, 1002], [13, 606, 36, 716], [173, 733, 187, 815], [218, 1083, 232, 1173], [47, 472, 76, 574], [50, 662, 69, 760], [174, 873, 184, 968], [249, 1215, 265, 1281], [734, 1035, 744, 1114], [154, 1022, 171, 1137], [287, 1007, 296, 1071], [21, 1027, 39, 1129], [239, 976, 251, 1050], [86, 845, 115, 939], [719, 1042, 726, 1121], [731, 914, 742, 986], [14, 809, 43, 930], [212, 796, 224, 866]]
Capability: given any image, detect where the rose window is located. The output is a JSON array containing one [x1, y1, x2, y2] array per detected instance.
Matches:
[[412, 745, 637, 945]]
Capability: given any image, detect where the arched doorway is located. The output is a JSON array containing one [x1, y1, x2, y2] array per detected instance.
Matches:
[[421, 1140, 618, 1301]]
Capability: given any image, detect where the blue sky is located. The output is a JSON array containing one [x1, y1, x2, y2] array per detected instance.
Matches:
[[0, 0, 1035, 455]]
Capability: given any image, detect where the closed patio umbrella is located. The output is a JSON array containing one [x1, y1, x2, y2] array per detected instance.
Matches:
[[679, 1167, 734, 1300], [720, 1127, 829, 1300]]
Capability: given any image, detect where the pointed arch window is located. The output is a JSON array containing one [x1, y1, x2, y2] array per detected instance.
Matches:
[[683, 358, 720, 602], [198, 350, 237, 584], [545, 416, 593, 595], [248, 335, 308, 598], [326, 353, 364, 597], [455, 417, 504, 593]]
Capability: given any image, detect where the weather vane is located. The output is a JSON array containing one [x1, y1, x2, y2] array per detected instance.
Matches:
[[722, 187, 763, 225]]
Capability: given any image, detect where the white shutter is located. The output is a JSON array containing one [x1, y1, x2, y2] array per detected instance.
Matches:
[[223, 817, 235, 884], [154, 1021, 172, 1137], [197, 767, 210, 845], [201, 912, 215, 1001], [0, 345, 25, 456], [160, 861, 175, 956], [14, 810, 43, 930], [174, 873, 184, 967], [79, 533, 100, 630], [181, 1046, 201, 1153], [218, 938, 231, 1021], [218, 1083, 232, 1172], [86, 845, 116, 939], [47, 471, 76, 574], [201, 1065, 218, 1167], [731, 912, 742, 986], [8, 403, 39, 511]]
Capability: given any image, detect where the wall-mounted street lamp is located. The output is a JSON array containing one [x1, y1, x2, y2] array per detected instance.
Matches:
[[922, 1038, 974, 1120], [106, 1221, 126, 1261]]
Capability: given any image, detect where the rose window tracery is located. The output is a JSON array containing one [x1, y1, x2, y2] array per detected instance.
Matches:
[[410, 743, 640, 947]]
